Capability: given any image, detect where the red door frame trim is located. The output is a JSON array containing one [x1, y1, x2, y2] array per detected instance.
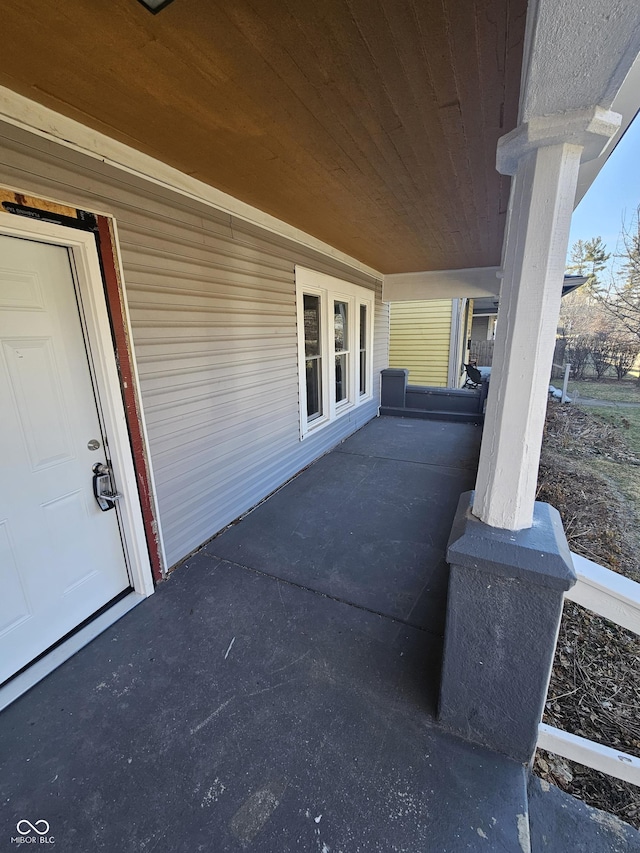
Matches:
[[0, 192, 163, 583], [95, 215, 163, 582]]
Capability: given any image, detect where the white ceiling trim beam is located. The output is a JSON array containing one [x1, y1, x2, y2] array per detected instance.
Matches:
[[382, 267, 500, 303]]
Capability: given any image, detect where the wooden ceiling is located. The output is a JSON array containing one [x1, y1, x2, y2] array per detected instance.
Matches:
[[0, 0, 527, 273]]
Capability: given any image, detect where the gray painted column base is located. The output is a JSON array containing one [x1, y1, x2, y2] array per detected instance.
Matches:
[[439, 491, 576, 763], [380, 368, 408, 408]]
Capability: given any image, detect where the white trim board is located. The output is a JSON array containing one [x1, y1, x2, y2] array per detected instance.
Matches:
[[0, 86, 381, 282], [567, 551, 640, 636], [0, 216, 156, 598], [295, 265, 375, 440], [447, 299, 462, 388], [538, 723, 640, 787], [383, 267, 501, 302], [0, 592, 146, 712]]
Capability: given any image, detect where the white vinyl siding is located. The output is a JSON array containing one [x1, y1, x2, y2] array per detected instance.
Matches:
[[0, 121, 388, 569]]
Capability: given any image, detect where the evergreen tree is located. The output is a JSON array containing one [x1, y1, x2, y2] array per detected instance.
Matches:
[[566, 236, 610, 294], [561, 236, 611, 338]]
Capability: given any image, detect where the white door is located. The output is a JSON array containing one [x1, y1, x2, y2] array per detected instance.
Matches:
[[0, 234, 132, 684]]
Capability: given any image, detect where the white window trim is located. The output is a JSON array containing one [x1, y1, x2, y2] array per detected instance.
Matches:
[[295, 266, 374, 439]]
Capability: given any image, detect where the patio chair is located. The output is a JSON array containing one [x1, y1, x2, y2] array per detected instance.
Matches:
[[463, 363, 483, 389]]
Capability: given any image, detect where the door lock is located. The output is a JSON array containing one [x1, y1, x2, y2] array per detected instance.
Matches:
[[92, 462, 122, 512]]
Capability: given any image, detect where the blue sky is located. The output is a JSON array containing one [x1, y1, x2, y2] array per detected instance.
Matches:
[[568, 114, 640, 274]]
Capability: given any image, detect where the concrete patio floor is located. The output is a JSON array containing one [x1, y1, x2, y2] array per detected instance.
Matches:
[[1, 416, 639, 852]]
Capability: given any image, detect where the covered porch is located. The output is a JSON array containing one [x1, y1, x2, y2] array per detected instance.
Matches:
[[1, 0, 640, 849], [2, 416, 638, 851]]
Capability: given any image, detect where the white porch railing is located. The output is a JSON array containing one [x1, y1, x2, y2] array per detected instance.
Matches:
[[565, 552, 640, 635], [550, 361, 571, 403], [537, 551, 640, 787]]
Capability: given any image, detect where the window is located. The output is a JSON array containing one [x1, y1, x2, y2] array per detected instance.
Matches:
[[304, 294, 322, 420], [296, 267, 374, 438], [334, 301, 348, 404], [359, 303, 367, 396]]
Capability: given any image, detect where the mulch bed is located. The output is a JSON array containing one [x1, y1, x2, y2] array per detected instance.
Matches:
[[534, 402, 640, 828]]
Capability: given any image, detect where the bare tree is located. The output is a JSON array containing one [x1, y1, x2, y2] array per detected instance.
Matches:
[[608, 338, 640, 380], [589, 334, 612, 380], [600, 206, 640, 345], [565, 335, 592, 379], [564, 218, 640, 383]]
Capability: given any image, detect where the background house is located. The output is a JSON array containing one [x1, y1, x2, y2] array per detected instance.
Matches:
[[470, 275, 587, 366], [388, 274, 589, 384], [389, 298, 473, 387]]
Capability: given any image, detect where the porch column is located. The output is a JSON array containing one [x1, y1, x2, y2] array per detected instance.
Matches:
[[473, 108, 621, 531], [439, 109, 621, 763]]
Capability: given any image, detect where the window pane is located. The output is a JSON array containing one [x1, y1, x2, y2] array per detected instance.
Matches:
[[359, 351, 366, 395], [334, 301, 347, 352], [335, 353, 347, 402], [359, 304, 367, 395], [306, 358, 322, 418], [304, 294, 320, 357]]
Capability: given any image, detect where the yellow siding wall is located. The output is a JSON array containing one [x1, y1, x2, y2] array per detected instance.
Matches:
[[389, 300, 452, 386]]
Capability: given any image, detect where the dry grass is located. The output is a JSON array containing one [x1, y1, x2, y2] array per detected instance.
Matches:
[[567, 378, 640, 404], [534, 402, 640, 828], [536, 600, 640, 827], [592, 456, 640, 527], [582, 406, 640, 525]]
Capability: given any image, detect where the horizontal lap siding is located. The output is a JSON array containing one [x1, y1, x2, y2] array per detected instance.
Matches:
[[0, 124, 386, 568], [120, 228, 300, 566], [389, 300, 452, 386], [471, 315, 490, 341]]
